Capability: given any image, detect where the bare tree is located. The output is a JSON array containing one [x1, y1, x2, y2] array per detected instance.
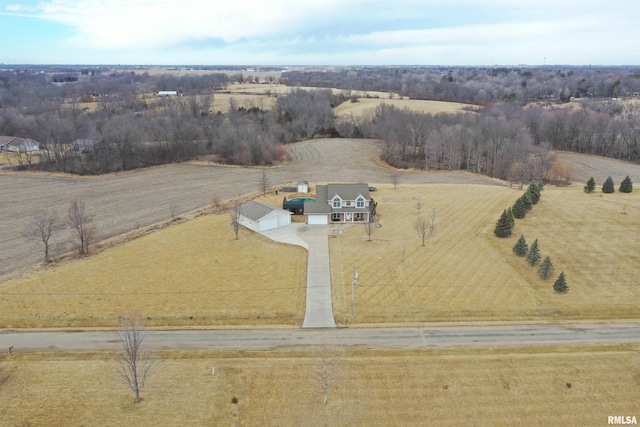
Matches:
[[413, 216, 429, 246], [116, 316, 158, 403], [67, 200, 96, 255], [211, 194, 222, 213], [258, 168, 269, 197], [364, 220, 377, 242], [230, 204, 243, 239], [25, 210, 58, 262], [390, 173, 400, 190], [428, 207, 438, 235], [414, 201, 423, 213], [313, 343, 344, 406]]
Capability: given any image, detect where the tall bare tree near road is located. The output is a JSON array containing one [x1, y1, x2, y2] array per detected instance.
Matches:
[[67, 199, 96, 255], [313, 343, 344, 406], [116, 316, 158, 403], [25, 210, 58, 262]]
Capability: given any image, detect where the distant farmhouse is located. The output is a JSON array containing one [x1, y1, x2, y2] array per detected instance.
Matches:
[[0, 136, 40, 153], [304, 183, 375, 225]]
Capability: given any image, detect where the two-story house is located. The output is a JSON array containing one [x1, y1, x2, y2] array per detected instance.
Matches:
[[304, 183, 374, 225]]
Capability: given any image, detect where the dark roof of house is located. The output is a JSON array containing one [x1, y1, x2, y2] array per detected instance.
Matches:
[[326, 183, 370, 201], [241, 201, 291, 221], [303, 185, 330, 214], [304, 183, 371, 215], [0, 136, 18, 147]]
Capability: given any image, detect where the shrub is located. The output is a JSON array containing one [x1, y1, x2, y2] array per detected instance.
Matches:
[[553, 272, 568, 293], [602, 176, 615, 193], [513, 234, 528, 256], [584, 177, 596, 194], [619, 175, 633, 193], [538, 256, 554, 280], [494, 209, 513, 238], [526, 239, 541, 266]]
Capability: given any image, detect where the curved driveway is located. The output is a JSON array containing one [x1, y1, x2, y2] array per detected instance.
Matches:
[[1, 323, 639, 352]]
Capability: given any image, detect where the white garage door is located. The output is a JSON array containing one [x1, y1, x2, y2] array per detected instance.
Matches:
[[259, 217, 278, 231], [277, 215, 291, 227], [307, 214, 328, 225]]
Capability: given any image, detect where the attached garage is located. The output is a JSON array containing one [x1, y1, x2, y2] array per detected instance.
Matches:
[[239, 201, 292, 232], [306, 214, 329, 225]]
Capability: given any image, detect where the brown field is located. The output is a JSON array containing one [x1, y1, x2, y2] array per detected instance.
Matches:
[[556, 151, 640, 183], [0, 193, 307, 328], [1, 345, 638, 426], [2, 180, 638, 328], [0, 138, 496, 280], [334, 97, 479, 118]]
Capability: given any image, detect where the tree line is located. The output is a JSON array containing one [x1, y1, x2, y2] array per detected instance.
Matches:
[[1, 66, 639, 177], [283, 66, 640, 105]]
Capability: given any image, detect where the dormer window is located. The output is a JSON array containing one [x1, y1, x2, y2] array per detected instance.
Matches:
[[356, 195, 365, 208], [332, 198, 342, 208]]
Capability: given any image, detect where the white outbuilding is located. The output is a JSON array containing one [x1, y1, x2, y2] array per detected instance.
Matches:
[[239, 201, 292, 232]]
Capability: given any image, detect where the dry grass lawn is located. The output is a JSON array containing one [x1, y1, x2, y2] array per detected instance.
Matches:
[[2, 182, 638, 328], [1, 345, 638, 426], [330, 183, 640, 324], [0, 195, 307, 328]]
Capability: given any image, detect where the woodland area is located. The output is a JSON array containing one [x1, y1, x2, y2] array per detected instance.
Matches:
[[0, 65, 639, 180]]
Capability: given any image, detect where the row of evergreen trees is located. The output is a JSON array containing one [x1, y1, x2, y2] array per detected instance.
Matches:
[[513, 235, 568, 292], [584, 176, 633, 194], [494, 182, 543, 237]]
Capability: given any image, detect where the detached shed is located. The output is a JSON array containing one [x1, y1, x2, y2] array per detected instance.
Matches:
[[239, 201, 292, 232]]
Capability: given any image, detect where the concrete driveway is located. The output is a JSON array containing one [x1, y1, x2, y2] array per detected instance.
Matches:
[[256, 223, 336, 328]]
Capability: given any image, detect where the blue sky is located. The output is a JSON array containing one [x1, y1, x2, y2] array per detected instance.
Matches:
[[0, 0, 638, 65]]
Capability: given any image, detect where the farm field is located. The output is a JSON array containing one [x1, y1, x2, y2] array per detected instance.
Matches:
[[556, 150, 640, 183], [330, 183, 640, 324], [334, 97, 478, 117], [2, 180, 638, 328], [1, 345, 638, 426], [0, 138, 496, 279]]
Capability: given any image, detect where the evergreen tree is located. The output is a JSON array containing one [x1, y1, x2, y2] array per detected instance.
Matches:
[[584, 177, 596, 194], [602, 176, 615, 193], [512, 197, 526, 219], [512, 234, 528, 256], [619, 175, 633, 193], [521, 191, 533, 210], [494, 209, 513, 238], [538, 256, 555, 280], [507, 207, 515, 228], [526, 239, 541, 266], [553, 271, 568, 293], [528, 183, 541, 204]]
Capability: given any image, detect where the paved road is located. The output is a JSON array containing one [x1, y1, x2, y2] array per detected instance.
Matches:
[[1, 323, 638, 353]]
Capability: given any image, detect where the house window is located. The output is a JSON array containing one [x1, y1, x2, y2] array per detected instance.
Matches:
[[356, 200, 365, 208], [345, 201, 351, 206], [332, 200, 341, 208], [331, 213, 341, 222]]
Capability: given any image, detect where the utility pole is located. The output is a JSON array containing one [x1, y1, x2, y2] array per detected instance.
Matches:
[[351, 267, 359, 317]]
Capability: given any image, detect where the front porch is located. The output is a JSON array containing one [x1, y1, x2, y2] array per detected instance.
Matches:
[[330, 212, 369, 223]]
